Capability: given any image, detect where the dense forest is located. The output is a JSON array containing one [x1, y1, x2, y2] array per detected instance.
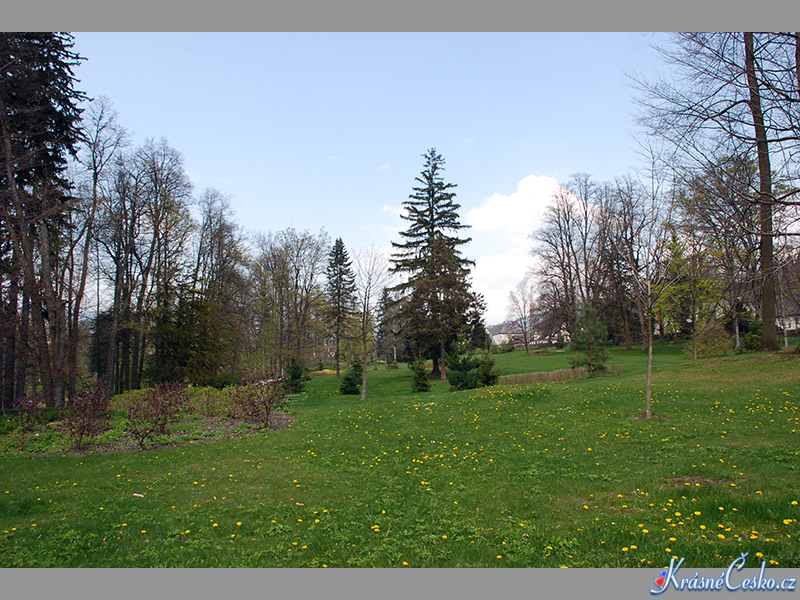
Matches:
[[1, 32, 799, 411]]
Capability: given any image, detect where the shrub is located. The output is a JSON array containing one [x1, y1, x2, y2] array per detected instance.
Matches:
[[385, 356, 399, 370], [228, 378, 289, 427], [186, 386, 229, 417], [410, 356, 430, 393], [567, 304, 609, 373], [491, 339, 515, 354], [127, 382, 189, 450], [446, 336, 499, 391], [738, 318, 762, 353], [287, 357, 307, 393], [686, 323, 733, 359], [339, 360, 362, 395], [741, 331, 762, 353], [13, 393, 46, 449], [211, 372, 242, 389], [63, 382, 110, 450], [14, 392, 46, 433], [499, 365, 624, 385]]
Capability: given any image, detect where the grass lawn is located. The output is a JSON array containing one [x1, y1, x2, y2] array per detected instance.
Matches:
[[1, 343, 798, 567]]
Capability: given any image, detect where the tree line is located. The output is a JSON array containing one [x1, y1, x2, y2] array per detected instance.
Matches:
[[0, 34, 486, 409], [3, 33, 799, 413], [510, 33, 800, 417], [515, 33, 799, 351]]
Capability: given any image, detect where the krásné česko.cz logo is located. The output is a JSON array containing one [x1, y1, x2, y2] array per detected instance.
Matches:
[[651, 554, 797, 594]]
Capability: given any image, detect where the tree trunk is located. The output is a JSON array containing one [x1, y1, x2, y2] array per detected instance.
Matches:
[[360, 352, 368, 401], [744, 32, 778, 351], [335, 333, 341, 379], [16, 292, 29, 401], [2, 277, 18, 410], [439, 339, 447, 382], [645, 312, 654, 419]]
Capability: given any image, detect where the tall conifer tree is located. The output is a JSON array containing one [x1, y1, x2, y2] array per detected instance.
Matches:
[[390, 148, 485, 380], [325, 237, 356, 378]]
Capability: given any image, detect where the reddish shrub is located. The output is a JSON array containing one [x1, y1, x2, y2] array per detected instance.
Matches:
[[229, 377, 290, 428], [63, 382, 110, 449], [127, 382, 188, 450]]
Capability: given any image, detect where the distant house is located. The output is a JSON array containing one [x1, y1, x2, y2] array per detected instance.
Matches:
[[489, 321, 529, 348], [778, 297, 800, 334]]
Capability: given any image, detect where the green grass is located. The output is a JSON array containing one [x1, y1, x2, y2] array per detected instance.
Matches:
[[1, 344, 798, 567]]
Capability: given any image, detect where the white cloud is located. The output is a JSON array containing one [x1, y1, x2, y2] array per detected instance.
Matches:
[[471, 248, 532, 325], [465, 174, 558, 238], [380, 203, 403, 217], [464, 174, 560, 325], [379, 162, 390, 171]]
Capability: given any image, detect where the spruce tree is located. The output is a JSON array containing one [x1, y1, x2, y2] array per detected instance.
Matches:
[[390, 148, 485, 381], [568, 304, 610, 373], [339, 359, 362, 395], [409, 356, 430, 393], [325, 238, 356, 378]]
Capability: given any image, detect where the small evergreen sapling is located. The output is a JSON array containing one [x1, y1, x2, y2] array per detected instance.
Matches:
[[287, 357, 307, 392], [409, 355, 430, 392], [567, 304, 609, 374], [339, 360, 363, 395], [446, 335, 499, 391]]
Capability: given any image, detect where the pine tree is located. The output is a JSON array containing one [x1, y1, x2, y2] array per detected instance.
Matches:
[[445, 334, 499, 391], [325, 238, 356, 378], [567, 304, 610, 373], [390, 148, 485, 380]]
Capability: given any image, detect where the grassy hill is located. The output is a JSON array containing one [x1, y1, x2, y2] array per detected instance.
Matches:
[[1, 344, 798, 567]]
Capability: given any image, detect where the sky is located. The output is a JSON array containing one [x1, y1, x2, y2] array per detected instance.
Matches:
[[70, 32, 671, 324]]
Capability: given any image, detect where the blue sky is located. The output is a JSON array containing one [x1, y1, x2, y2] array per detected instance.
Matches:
[[71, 32, 670, 324]]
